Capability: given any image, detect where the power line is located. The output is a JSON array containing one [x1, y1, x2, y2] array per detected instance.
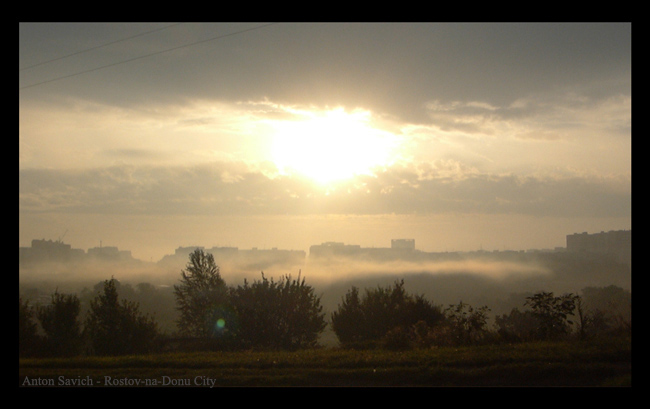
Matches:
[[19, 23, 278, 91], [19, 23, 183, 71]]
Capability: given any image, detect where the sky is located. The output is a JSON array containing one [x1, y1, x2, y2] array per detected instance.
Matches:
[[19, 22, 632, 262]]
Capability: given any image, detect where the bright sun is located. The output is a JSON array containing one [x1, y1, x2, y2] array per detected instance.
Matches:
[[269, 108, 398, 184]]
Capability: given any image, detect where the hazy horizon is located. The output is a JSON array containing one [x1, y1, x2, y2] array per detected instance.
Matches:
[[19, 23, 631, 264], [20, 220, 630, 264]]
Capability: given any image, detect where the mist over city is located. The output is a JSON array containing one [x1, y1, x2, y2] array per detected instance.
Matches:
[[19, 22, 631, 386], [19, 230, 631, 327]]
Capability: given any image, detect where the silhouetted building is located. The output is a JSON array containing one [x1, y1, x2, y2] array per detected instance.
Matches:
[[566, 230, 631, 265], [235, 247, 306, 269], [158, 245, 305, 270], [310, 239, 418, 261], [174, 246, 205, 257], [309, 242, 363, 259], [391, 239, 415, 251], [19, 238, 137, 265], [88, 245, 134, 262], [20, 239, 77, 263]]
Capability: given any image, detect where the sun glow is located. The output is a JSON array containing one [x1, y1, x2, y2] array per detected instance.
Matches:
[[270, 108, 398, 184]]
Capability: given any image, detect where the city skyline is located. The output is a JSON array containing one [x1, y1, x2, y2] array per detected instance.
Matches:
[[20, 228, 631, 264]]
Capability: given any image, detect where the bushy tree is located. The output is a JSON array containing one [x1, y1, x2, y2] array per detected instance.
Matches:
[[494, 307, 540, 342], [174, 249, 229, 338], [37, 291, 82, 357], [19, 297, 41, 357], [331, 280, 444, 348], [524, 291, 579, 340], [579, 285, 631, 338], [442, 302, 491, 345], [85, 278, 159, 356], [330, 286, 365, 345], [230, 273, 326, 350]]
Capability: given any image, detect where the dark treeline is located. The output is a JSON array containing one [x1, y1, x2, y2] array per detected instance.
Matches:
[[19, 249, 631, 358]]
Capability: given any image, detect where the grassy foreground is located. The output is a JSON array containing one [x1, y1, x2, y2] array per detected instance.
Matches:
[[19, 338, 631, 387]]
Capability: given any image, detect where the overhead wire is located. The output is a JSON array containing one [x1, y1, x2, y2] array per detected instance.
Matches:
[[19, 23, 183, 71], [19, 23, 278, 90]]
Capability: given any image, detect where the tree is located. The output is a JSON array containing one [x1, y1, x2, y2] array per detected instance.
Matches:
[[330, 286, 365, 345], [567, 286, 632, 339], [85, 278, 159, 355], [174, 249, 229, 338], [331, 280, 445, 348], [494, 307, 540, 342], [19, 297, 41, 357], [442, 302, 491, 345], [580, 285, 631, 337], [230, 272, 326, 350], [37, 291, 82, 357], [524, 291, 579, 340]]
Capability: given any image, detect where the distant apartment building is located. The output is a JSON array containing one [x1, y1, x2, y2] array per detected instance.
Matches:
[[566, 230, 631, 265], [174, 246, 205, 257], [19, 239, 82, 263], [237, 247, 306, 268], [19, 239, 134, 265], [391, 239, 415, 251], [158, 245, 305, 269], [87, 245, 134, 262], [309, 242, 363, 259], [309, 239, 417, 261]]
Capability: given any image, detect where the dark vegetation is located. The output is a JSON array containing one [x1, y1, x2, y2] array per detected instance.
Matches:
[[19, 249, 631, 386]]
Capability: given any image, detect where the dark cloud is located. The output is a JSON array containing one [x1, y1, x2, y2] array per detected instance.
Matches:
[[19, 23, 631, 125]]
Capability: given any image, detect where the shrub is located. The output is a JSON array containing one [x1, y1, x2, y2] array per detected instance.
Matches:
[[331, 280, 445, 348], [524, 292, 578, 340], [230, 273, 326, 350], [381, 326, 412, 350], [433, 302, 492, 346], [494, 308, 540, 343]]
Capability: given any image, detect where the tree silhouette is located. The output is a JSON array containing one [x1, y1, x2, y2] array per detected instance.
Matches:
[[230, 273, 326, 350], [85, 278, 159, 355], [494, 307, 540, 342], [174, 249, 229, 338], [524, 291, 579, 340], [37, 291, 82, 357], [331, 280, 444, 348], [19, 297, 41, 357], [330, 286, 365, 345], [443, 301, 491, 345]]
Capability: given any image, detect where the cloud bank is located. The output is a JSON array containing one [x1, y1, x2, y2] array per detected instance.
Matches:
[[19, 160, 630, 219]]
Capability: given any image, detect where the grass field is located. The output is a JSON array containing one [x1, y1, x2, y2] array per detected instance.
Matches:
[[19, 338, 631, 387]]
